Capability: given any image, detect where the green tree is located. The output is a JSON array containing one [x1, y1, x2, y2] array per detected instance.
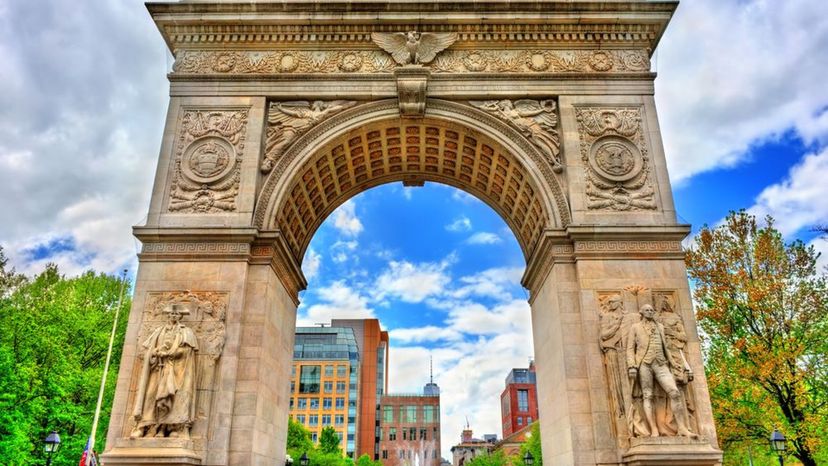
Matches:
[[686, 211, 828, 466], [466, 451, 511, 466], [519, 422, 542, 466], [319, 426, 342, 455], [0, 256, 130, 466], [286, 417, 314, 460], [355, 453, 382, 466]]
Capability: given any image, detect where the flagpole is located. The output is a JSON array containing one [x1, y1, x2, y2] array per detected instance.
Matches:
[[87, 269, 128, 466]]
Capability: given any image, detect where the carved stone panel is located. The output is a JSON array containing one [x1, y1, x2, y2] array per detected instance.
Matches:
[[470, 99, 562, 172], [171, 49, 650, 75], [168, 109, 249, 213], [262, 101, 357, 173], [575, 107, 658, 211], [597, 287, 700, 448], [128, 291, 228, 447]]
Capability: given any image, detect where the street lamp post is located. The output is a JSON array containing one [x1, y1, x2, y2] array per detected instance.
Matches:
[[523, 451, 534, 466], [43, 431, 61, 466], [770, 429, 787, 466]]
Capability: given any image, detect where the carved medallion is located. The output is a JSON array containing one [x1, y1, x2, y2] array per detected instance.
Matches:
[[575, 107, 657, 211], [589, 136, 642, 182], [168, 109, 249, 213]]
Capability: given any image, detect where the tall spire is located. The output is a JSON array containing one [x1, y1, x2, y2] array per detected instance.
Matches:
[[430, 354, 433, 384]]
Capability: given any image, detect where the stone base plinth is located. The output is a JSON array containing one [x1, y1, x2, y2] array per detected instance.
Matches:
[[101, 438, 202, 466], [622, 437, 722, 466]]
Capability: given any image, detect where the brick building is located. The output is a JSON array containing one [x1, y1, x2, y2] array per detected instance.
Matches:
[[289, 326, 360, 456], [499, 362, 538, 438], [450, 426, 494, 466], [331, 319, 389, 459], [378, 382, 441, 466]]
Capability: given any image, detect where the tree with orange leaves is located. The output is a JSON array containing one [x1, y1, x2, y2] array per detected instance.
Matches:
[[686, 211, 828, 466]]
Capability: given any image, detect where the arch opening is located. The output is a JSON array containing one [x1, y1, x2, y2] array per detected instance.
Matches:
[[260, 107, 568, 265]]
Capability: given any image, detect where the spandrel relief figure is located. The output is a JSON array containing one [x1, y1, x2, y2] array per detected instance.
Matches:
[[131, 303, 199, 439], [657, 295, 697, 430], [626, 304, 697, 438]]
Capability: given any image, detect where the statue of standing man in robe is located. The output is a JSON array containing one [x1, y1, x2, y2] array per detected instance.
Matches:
[[131, 303, 199, 439]]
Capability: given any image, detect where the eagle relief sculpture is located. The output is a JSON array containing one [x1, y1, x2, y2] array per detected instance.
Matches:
[[371, 31, 458, 65]]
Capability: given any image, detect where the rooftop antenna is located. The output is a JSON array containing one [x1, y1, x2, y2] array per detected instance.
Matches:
[[465, 416, 470, 429], [430, 354, 434, 384]]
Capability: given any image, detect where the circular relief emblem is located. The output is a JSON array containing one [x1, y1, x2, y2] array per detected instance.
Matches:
[[338, 53, 363, 72], [463, 53, 487, 72], [588, 136, 643, 182], [528, 53, 549, 72], [279, 54, 299, 72], [211, 52, 237, 73], [181, 137, 235, 184], [589, 51, 613, 72]]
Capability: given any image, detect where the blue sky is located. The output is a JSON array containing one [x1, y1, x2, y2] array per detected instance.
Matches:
[[1, 0, 828, 458]]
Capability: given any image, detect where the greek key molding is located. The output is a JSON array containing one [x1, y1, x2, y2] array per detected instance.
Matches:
[[140, 242, 251, 259], [575, 240, 683, 253], [172, 49, 649, 76]]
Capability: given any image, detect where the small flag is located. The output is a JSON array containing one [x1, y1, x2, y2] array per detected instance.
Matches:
[[80, 437, 98, 466]]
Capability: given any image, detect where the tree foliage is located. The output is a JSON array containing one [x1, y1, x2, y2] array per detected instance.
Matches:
[[286, 418, 355, 466], [686, 211, 828, 465], [466, 450, 512, 466], [319, 426, 342, 455], [0, 249, 130, 466], [519, 422, 542, 466]]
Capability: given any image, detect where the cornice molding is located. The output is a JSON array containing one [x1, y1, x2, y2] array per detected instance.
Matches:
[[148, 1, 677, 55]]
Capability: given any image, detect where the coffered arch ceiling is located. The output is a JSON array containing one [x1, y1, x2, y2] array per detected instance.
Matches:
[[256, 100, 569, 264]]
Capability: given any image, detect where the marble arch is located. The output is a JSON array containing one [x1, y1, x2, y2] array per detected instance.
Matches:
[[103, 1, 724, 465]]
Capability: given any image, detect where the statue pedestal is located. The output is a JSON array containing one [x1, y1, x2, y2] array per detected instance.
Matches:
[[101, 438, 202, 466], [622, 437, 722, 466]]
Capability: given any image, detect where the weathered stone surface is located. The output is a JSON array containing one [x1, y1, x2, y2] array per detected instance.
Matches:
[[104, 1, 721, 465]]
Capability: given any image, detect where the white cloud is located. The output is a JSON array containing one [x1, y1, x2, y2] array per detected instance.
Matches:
[[747, 147, 828, 235], [656, 0, 828, 183], [466, 232, 502, 245], [0, 0, 167, 276], [330, 240, 359, 264], [451, 267, 526, 302], [388, 325, 463, 344], [331, 200, 363, 237], [445, 216, 472, 232], [811, 236, 828, 273], [374, 259, 451, 303], [298, 281, 375, 326], [303, 247, 322, 280]]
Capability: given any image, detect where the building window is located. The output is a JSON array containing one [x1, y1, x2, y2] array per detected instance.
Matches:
[[388, 427, 397, 441], [517, 416, 523, 426], [433, 450, 438, 459], [517, 389, 529, 412], [324, 381, 333, 393], [408, 427, 416, 440], [382, 450, 388, 460], [336, 381, 346, 393], [322, 414, 331, 426], [325, 365, 334, 377], [311, 433, 318, 443], [311, 398, 321, 409], [323, 398, 332, 409], [527, 416, 532, 424], [298, 398, 307, 409], [337, 365, 347, 377], [300, 366, 321, 393], [336, 397, 345, 409], [289, 398, 294, 410], [423, 405, 435, 423], [405, 406, 417, 423], [419, 428, 427, 440], [296, 414, 306, 425], [383, 406, 393, 423], [309, 415, 319, 427], [290, 381, 295, 393], [335, 415, 345, 426], [399, 451, 405, 459]]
